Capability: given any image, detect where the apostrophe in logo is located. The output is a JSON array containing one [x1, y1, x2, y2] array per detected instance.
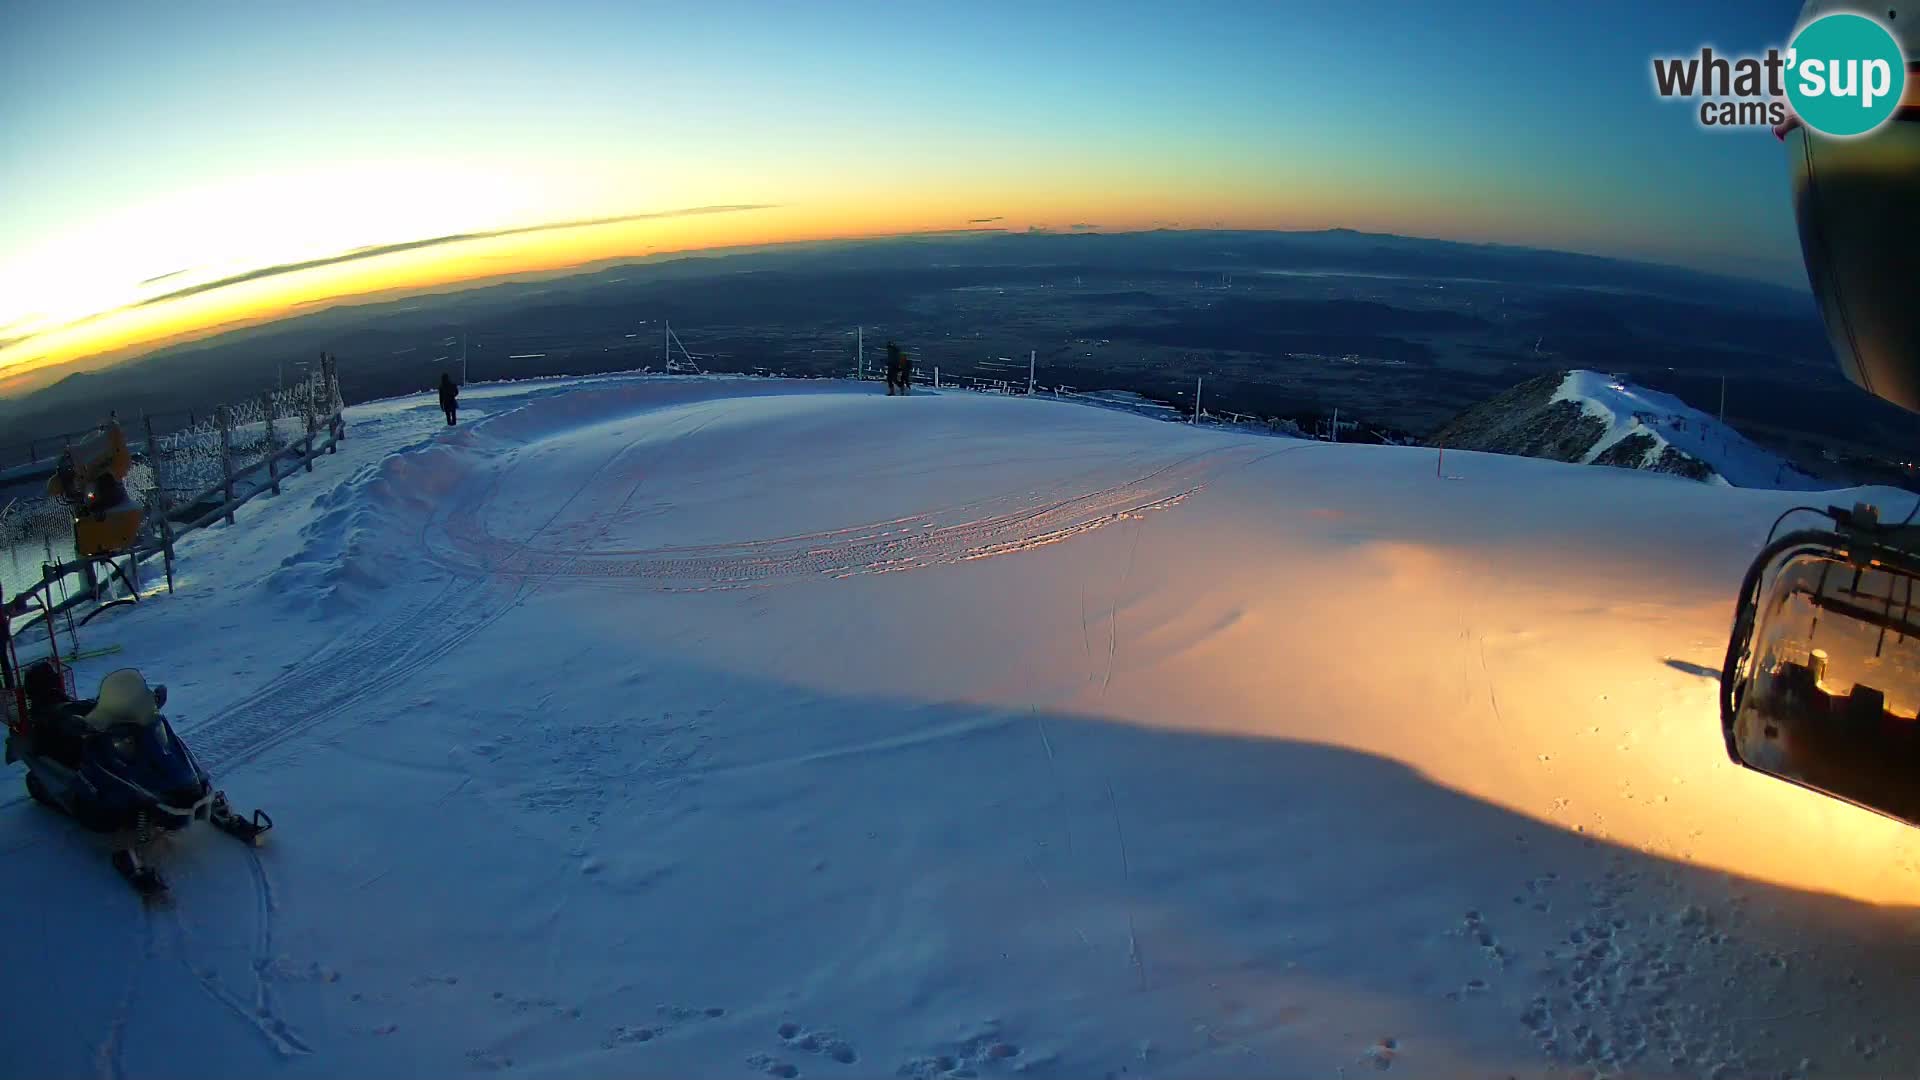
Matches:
[[1786, 12, 1907, 136]]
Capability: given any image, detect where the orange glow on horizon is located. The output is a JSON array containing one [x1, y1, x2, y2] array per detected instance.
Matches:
[[0, 178, 1756, 396], [0, 195, 1308, 390]]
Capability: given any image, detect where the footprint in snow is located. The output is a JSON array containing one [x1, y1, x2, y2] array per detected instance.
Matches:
[[776, 1021, 858, 1064], [747, 1052, 800, 1077], [465, 1048, 513, 1071], [899, 1031, 1022, 1078], [602, 1004, 725, 1048]]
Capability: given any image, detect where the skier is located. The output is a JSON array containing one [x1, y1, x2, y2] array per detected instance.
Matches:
[[439, 371, 459, 426]]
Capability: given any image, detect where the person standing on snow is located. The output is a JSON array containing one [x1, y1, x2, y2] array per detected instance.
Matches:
[[439, 372, 459, 426], [885, 341, 910, 396]]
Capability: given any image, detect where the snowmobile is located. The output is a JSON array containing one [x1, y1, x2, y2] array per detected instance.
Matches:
[[1719, 1, 1920, 826], [4, 661, 272, 898]]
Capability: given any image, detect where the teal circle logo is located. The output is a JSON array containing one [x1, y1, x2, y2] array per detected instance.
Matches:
[[1787, 12, 1907, 136]]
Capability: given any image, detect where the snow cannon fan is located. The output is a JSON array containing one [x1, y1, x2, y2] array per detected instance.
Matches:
[[1721, 1, 1920, 826], [45, 418, 145, 558]]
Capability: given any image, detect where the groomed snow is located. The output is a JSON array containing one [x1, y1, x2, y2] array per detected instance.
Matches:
[[1551, 370, 1825, 490], [5, 375, 1920, 1080]]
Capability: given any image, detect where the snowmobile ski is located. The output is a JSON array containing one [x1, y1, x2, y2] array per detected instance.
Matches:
[[207, 791, 272, 845]]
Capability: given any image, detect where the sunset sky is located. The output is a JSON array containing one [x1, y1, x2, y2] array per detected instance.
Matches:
[[1, 1, 1808, 389]]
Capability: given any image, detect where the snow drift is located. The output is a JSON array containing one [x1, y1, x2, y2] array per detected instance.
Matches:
[[4, 375, 1920, 1080]]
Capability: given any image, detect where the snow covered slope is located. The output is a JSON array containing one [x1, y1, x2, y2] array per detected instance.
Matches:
[[1430, 369, 1824, 489], [4, 375, 1919, 1080]]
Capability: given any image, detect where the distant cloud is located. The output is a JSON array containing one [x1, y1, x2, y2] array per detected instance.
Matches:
[[133, 203, 780, 311], [1068, 223, 1099, 232], [0, 203, 781, 362], [1025, 225, 1053, 234], [968, 216, 1003, 224]]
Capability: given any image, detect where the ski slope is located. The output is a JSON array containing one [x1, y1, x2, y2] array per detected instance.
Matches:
[[1551, 370, 1824, 489], [5, 375, 1920, 1080]]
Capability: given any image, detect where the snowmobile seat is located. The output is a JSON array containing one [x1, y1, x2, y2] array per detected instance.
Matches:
[[24, 701, 96, 768]]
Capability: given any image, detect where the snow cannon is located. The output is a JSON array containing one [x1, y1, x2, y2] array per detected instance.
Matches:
[[1722, 2, 1920, 826], [46, 418, 145, 558]]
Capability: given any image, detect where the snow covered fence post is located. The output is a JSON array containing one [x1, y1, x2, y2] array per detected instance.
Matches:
[[302, 377, 317, 473], [319, 353, 343, 450], [328, 349, 347, 441], [331, 354, 345, 445], [263, 391, 281, 496], [217, 405, 236, 526], [143, 414, 176, 593]]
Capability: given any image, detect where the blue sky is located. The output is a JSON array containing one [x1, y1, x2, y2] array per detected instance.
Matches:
[[0, 1, 1816, 376]]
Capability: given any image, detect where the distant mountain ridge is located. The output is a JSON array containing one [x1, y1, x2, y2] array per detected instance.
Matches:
[[1428, 370, 1823, 490]]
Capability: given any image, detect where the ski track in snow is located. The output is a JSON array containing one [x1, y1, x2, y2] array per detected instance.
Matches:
[[182, 576, 529, 772], [183, 428, 1245, 773], [426, 445, 1240, 589], [162, 865, 313, 1059]]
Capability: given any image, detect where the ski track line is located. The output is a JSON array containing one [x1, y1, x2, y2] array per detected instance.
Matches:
[[686, 709, 1020, 783], [184, 579, 505, 772], [163, 899, 312, 1058], [91, 912, 149, 1080], [453, 441, 1190, 562], [184, 425, 629, 773], [430, 449, 1239, 589]]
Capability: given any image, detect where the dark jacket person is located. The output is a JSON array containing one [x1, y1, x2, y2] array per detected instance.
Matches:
[[439, 373, 459, 426], [885, 342, 907, 396]]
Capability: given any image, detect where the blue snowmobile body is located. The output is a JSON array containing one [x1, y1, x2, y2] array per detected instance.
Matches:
[[4, 667, 272, 896], [4, 691, 214, 835]]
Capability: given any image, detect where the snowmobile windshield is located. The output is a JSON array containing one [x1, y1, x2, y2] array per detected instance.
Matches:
[[85, 669, 158, 730]]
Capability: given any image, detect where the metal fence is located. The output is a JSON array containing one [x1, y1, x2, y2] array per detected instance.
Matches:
[[0, 408, 204, 477], [146, 361, 346, 524], [2, 357, 346, 635]]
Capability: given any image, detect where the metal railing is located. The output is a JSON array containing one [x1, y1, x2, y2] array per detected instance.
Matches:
[[3, 358, 346, 636]]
